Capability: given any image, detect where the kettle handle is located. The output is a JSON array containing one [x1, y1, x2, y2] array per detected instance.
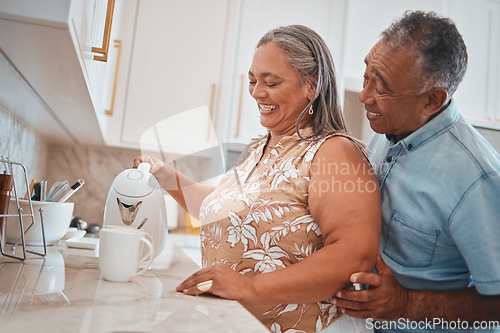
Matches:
[[137, 163, 152, 173]]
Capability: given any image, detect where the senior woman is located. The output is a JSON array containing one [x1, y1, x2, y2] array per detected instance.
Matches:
[[134, 25, 380, 333]]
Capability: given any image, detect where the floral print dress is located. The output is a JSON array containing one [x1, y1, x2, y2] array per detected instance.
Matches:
[[199, 128, 348, 333]]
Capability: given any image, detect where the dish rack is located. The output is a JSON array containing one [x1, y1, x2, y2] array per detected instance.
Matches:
[[0, 156, 47, 260]]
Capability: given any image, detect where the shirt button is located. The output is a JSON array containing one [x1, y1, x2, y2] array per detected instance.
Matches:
[[386, 156, 393, 163], [408, 144, 413, 150]]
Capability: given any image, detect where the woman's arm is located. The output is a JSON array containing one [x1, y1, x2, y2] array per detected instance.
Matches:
[[176, 136, 381, 304], [134, 155, 215, 219]]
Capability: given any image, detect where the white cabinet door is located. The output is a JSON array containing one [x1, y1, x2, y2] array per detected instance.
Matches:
[[0, 0, 110, 145], [70, 0, 118, 135], [225, 0, 339, 145], [449, 0, 500, 129], [99, 0, 138, 146], [119, 0, 229, 156]]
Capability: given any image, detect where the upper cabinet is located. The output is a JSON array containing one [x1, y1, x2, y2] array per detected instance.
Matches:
[[1, 0, 498, 149], [103, 0, 229, 158], [449, 0, 500, 129], [0, 0, 120, 145]]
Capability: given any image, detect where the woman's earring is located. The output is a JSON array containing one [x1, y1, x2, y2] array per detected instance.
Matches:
[[308, 104, 314, 115]]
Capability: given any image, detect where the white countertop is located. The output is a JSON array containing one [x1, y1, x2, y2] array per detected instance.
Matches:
[[0, 240, 269, 333]]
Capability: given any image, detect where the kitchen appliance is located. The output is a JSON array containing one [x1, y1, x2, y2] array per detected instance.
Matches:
[[103, 163, 167, 258]]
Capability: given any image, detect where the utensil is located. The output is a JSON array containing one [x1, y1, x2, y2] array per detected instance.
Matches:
[[24, 179, 36, 200], [46, 181, 69, 202], [0, 172, 13, 247], [137, 218, 148, 229], [57, 179, 85, 203], [33, 182, 41, 201], [40, 180, 47, 201]]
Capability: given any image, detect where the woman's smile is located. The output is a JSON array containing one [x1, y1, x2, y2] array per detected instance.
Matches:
[[259, 103, 278, 113], [248, 42, 313, 136]]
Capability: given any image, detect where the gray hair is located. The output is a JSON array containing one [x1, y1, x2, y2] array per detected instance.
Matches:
[[381, 11, 468, 101], [257, 25, 347, 140]]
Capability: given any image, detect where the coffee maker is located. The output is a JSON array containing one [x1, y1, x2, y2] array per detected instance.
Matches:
[[103, 163, 167, 258]]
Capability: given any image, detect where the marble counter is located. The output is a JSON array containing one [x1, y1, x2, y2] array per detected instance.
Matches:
[[0, 243, 269, 333]]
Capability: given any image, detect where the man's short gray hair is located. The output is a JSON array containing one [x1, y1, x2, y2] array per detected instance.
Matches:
[[381, 10, 468, 101]]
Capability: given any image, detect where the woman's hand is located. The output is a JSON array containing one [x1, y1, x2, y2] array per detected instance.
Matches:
[[133, 155, 165, 174], [133, 155, 174, 188], [176, 263, 258, 304]]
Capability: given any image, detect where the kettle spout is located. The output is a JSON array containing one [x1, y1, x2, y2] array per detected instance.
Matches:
[[116, 198, 143, 225]]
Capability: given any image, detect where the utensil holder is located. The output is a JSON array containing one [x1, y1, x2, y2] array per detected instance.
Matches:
[[0, 156, 47, 260]]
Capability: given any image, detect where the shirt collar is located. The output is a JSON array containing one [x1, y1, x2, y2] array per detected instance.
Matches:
[[385, 99, 459, 152]]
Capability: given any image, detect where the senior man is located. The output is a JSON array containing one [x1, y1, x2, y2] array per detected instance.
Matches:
[[334, 10, 500, 332]]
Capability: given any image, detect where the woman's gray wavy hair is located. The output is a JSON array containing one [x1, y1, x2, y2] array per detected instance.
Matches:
[[257, 25, 347, 140], [381, 11, 468, 102]]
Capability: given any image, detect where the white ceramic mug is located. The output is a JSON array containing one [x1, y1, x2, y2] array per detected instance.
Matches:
[[99, 228, 154, 282]]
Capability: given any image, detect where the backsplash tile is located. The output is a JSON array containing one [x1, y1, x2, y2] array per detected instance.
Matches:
[[45, 143, 141, 227], [0, 105, 48, 193], [44, 143, 206, 229]]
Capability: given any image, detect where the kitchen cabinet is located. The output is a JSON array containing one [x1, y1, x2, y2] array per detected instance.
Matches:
[[0, 0, 117, 145], [105, 0, 229, 158], [449, 0, 500, 130], [222, 0, 343, 146], [98, 0, 138, 147]]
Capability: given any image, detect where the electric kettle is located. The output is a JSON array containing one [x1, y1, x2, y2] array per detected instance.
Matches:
[[103, 163, 167, 258]]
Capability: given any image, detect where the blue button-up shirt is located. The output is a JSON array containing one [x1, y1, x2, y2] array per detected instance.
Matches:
[[368, 100, 500, 332]]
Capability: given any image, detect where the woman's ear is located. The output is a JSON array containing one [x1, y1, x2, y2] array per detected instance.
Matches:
[[423, 88, 448, 116], [307, 74, 319, 100]]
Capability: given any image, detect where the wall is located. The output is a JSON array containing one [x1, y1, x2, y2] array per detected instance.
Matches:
[[0, 105, 48, 194], [476, 127, 500, 153], [44, 143, 141, 227], [343, 90, 374, 143]]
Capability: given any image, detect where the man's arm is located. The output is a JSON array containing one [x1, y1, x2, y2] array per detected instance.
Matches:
[[333, 255, 500, 322]]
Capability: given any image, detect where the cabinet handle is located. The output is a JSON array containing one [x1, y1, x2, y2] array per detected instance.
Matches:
[[207, 83, 217, 141], [234, 75, 245, 137], [105, 40, 122, 116], [92, 0, 116, 62]]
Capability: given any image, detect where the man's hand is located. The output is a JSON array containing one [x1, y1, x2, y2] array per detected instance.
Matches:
[[333, 254, 409, 321]]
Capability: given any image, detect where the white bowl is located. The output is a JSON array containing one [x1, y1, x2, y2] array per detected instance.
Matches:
[[6, 199, 74, 245]]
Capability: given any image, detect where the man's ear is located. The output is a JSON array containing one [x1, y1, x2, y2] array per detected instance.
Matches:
[[423, 88, 448, 116]]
